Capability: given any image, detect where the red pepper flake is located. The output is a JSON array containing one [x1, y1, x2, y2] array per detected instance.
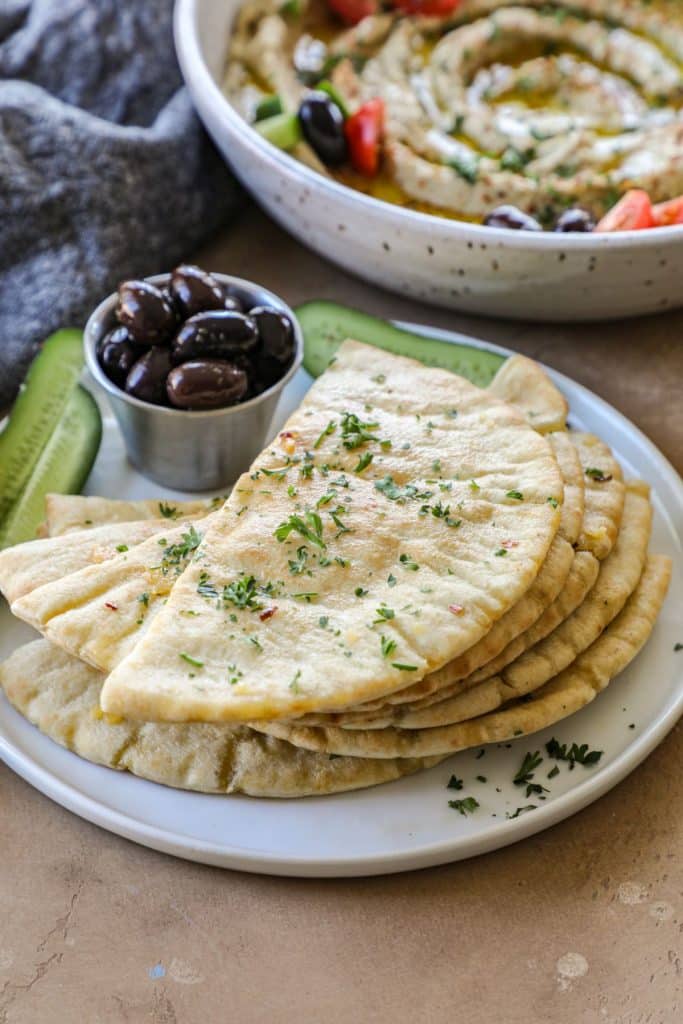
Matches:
[[104, 602, 118, 611], [449, 604, 464, 615], [501, 539, 519, 549], [259, 606, 277, 621]]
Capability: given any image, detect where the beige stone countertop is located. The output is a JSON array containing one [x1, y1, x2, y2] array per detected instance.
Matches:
[[1, 206, 682, 1024]]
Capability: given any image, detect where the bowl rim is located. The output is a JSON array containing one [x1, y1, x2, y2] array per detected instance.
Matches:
[[84, 271, 304, 420], [175, 0, 683, 251]]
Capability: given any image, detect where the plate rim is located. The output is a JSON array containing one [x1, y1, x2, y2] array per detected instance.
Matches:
[[1, 327, 681, 877]]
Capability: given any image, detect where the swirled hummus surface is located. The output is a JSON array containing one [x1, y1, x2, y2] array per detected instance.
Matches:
[[226, 0, 683, 226]]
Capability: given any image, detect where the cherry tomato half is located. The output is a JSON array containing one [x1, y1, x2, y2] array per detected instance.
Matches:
[[327, 0, 377, 25], [344, 98, 384, 177], [595, 189, 655, 232], [651, 195, 683, 227], [391, 0, 463, 15]]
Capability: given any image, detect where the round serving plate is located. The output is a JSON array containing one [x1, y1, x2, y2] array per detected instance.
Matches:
[[0, 327, 681, 877], [174, 0, 683, 322]]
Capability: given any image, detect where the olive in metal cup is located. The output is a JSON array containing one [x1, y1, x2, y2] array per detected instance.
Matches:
[[84, 273, 303, 491]]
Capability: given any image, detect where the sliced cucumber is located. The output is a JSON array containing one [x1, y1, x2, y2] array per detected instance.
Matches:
[[255, 111, 302, 150], [255, 94, 284, 122], [0, 329, 85, 527], [295, 301, 506, 386], [0, 386, 102, 549]]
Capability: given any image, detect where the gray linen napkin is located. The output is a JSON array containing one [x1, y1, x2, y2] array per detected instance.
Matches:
[[0, 0, 242, 409]]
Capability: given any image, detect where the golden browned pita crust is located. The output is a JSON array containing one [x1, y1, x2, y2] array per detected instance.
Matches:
[[252, 555, 670, 757], [0, 640, 442, 797], [488, 354, 568, 434]]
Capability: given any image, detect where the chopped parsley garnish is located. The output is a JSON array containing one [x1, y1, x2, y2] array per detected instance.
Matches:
[[422, 501, 462, 528], [340, 411, 379, 450], [469, 479, 480, 493], [157, 525, 202, 574], [545, 737, 603, 768], [381, 635, 397, 658], [547, 765, 560, 779], [354, 451, 374, 474], [313, 420, 336, 449], [318, 616, 329, 628], [399, 554, 419, 571], [374, 605, 395, 623], [432, 460, 442, 474], [158, 502, 178, 519], [547, 496, 559, 508], [355, 587, 368, 598], [449, 796, 480, 816], [316, 492, 336, 508], [506, 490, 524, 500], [116, 544, 128, 553], [392, 663, 418, 672], [179, 652, 203, 668], [585, 467, 613, 483], [375, 475, 432, 504], [506, 805, 536, 819], [249, 636, 263, 652], [138, 592, 150, 606], [275, 511, 326, 549], [675, 643, 683, 652], [261, 465, 291, 480], [495, 548, 507, 557], [292, 592, 318, 602], [513, 750, 543, 787], [288, 546, 309, 575], [447, 774, 463, 790], [223, 575, 279, 612], [289, 669, 302, 693], [197, 571, 219, 599], [330, 507, 352, 536], [387, 573, 397, 587]]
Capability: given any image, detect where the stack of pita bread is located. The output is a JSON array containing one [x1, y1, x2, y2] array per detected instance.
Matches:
[[0, 341, 671, 797]]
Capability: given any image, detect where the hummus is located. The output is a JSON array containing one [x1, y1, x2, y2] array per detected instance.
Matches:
[[226, 0, 683, 226]]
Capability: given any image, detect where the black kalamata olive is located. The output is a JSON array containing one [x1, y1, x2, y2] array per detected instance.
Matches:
[[298, 93, 347, 167], [554, 207, 596, 233], [170, 265, 226, 318], [117, 280, 176, 344], [171, 310, 259, 365], [125, 347, 173, 405], [97, 327, 138, 387], [166, 360, 249, 410], [249, 306, 295, 364], [483, 205, 543, 231]]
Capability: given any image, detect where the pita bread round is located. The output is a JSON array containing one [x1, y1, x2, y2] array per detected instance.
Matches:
[[488, 354, 569, 434], [572, 432, 625, 559], [253, 555, 670, 758], [0, 640, 442, 798], [90, 341, 563, 723]]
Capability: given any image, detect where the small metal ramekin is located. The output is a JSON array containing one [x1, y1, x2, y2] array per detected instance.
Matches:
[[84, 272, 303, 491]]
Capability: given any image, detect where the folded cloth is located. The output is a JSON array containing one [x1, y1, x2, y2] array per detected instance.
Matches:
[[0, 0, 242, 409]]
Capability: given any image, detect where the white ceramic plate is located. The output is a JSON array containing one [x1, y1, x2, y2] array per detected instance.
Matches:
[[1, 328, 681, 877]]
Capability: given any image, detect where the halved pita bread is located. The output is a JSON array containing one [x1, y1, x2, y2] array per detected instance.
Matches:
[[41, 494, 219, 536], [0, 640, 441, 798], [0, 516, 210, 606], [296, 482, 650, 730], [97, 341, 562, 723], [488, 354, 568, 434], [11, 515, 219, 672], [253, 554, 670, 757], [572, 432, 625, 559]]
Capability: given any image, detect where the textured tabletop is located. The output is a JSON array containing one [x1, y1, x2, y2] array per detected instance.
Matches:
[[1, 205, 681, 1024]]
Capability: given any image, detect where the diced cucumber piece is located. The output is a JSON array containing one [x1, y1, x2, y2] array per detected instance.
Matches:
[[316, 80, 350, 119], [0, 329, 85, 528], [0, 385, 102, 549], [294, 301, 506, 386], [255, 94, 284, 122], [255, 111, 302, 151]]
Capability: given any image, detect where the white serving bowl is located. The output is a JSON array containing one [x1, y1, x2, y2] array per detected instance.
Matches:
[[174, 0, 683, 322]]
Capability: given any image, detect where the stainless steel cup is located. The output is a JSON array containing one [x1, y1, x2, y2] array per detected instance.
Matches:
[[84, 273, 303, 491]]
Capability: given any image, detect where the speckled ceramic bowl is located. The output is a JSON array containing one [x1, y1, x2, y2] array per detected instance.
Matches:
[[175, 0, 683, 322]]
